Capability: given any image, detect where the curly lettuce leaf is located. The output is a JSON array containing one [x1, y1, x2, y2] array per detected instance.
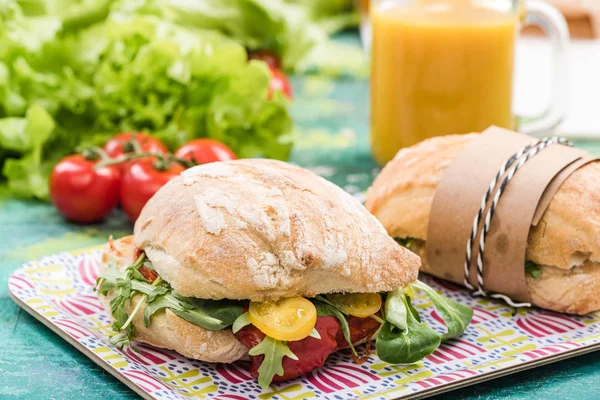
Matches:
[[119, 0, 320, 70], [283, 0, 357, 34], [0, 5, 294, 199], [112, 0, 365, 75], [1, 104, 55, 199]]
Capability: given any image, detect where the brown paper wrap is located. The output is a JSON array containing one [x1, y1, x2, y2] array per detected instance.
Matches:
[[426, 127, 596, 303]]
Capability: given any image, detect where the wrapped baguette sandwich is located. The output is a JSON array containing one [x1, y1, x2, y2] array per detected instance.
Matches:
[[97, 159, 472, 388], [366, 134, 600, 315]]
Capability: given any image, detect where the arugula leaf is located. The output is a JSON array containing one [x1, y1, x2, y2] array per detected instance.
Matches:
[[109, 281, 132, 331], [248, 336, 298, 390], [173, 294, 244, 327], [130, 280, 169, 302], [232, 312, 251, 334], [412, 280, 473, 340], [376, 290, 441, 364], [109, 331, 130, 348], [525, 260, 542, 278], [312, 297, 357, 356], [97, 252, 243, 347], [143, 293, 232, 330], [308, 328, 321, 339]]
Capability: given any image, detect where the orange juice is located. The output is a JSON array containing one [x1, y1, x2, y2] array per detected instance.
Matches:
[[371, 2, 518, 164]]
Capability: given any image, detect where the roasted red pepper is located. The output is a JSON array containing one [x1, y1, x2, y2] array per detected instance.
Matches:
[[235, 314, 380, 382]]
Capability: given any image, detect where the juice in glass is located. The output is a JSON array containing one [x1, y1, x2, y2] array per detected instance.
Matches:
[[370, 2, 518, 164]]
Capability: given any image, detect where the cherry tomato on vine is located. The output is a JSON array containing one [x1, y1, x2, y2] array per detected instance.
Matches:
[[174, 139, 237, 165], [120, 157, 185, 223], [104, 132, 168, 159], [49, 154, 120, 223], [268, 66, 292, 99], [248, 50, 281, 69]]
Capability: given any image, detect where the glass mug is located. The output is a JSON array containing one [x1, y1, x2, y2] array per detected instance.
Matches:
[[363, 0, 570, 165]]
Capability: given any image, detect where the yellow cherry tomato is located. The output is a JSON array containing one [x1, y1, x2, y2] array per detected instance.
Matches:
[[326, 293, 382, 318], [248, 297, 317, 341]]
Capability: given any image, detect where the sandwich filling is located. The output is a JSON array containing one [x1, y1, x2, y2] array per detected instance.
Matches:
[[98, 237, 473, 389], [395, 237, 543, 279]]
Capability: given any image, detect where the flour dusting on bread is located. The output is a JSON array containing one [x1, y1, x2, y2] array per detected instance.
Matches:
[[134, 159, 420, 301]]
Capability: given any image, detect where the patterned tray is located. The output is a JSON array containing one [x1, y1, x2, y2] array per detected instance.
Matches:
[[9, 248, 600, 400]]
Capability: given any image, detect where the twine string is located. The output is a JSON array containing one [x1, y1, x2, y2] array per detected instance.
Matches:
[[463, 137, 572, 308]]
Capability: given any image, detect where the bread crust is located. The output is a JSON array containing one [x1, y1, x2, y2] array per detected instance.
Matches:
[[134, 159, 420, 301], [98, 236, 248, 363], [366, 134, 600, 314]]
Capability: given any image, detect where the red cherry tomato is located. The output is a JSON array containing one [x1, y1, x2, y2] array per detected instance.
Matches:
[[174, 139, 237, 165], [49, 155, 120, 223], [120, 157, 185, 223], [248, 50, 280, 69], [268, 66, 292, 99], [104, 132, 168, 158]]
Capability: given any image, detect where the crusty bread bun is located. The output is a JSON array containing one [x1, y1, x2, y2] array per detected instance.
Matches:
[[366, 134, 600, 315], [99, 236, 248, 363], [98, 159, 421, 363], [134, 159, 420, 302]]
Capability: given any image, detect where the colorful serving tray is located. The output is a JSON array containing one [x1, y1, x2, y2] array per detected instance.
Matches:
[[9, 247, 600, 399]]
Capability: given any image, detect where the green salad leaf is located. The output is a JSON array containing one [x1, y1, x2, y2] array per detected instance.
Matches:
[[394, 237, 417, 251], [412, 280, 473, 340], [1, 104, 56, 199], [143, 293, 233, 330], [376, 281, 473, 364], [232, 312, 251, 334], [173, 295, 244, 327], [308, 327, 321, 339], [384, 289, 408, 330], [376, 288, 441, 364], [314, 281, 472, 366], [376, 320, 441, 364], [525, 260, 542, 278], [138, 0, 319, 70], [0, 2, 294, 199], [284, 0, 357, 34], [97, 253, 244, 347], [248, 336, 298, 390], [312, 296, 358, 356]]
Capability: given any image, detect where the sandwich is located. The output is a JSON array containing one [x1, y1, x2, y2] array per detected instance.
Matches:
[[366, 134, 600, 315], [97, 159, 472, 388]]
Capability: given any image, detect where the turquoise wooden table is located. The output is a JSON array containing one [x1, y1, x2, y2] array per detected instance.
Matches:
[[3, 50, 600, 400]]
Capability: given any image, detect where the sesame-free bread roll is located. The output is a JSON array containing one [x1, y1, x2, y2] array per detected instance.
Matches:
[[366, 134, 600, 315], [99, 236, 248, 363], [134, 159, 420, 302], [98, 159, 421, 364]]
